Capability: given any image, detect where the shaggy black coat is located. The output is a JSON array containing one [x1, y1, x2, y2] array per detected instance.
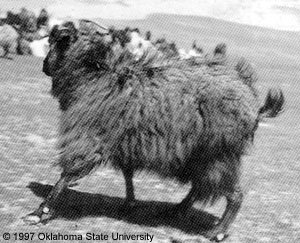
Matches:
[[45, 27, 283, 205]]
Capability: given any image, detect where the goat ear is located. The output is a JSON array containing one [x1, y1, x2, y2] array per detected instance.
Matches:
[[49, 26, 71, 42], [51, 27, 74, 51], [57, 22, 78, 43]]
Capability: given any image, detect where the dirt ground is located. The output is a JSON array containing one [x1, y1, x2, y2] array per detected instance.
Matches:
[[0, 15, 300, 243]]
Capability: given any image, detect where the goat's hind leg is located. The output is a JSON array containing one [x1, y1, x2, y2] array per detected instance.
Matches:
[[23, 174, 72, 225], [204, 187, 243, 242]]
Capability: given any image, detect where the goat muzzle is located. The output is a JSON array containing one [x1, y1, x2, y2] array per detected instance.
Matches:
[[42, 55, 52, 76]]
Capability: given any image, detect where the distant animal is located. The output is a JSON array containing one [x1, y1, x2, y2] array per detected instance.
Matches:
[[0, 24, 19, 57], [23, 21, 285, 242], [108, 26, 130, 47], [178, 48, 190, 60], [108, 27, 157, 61], [154, 38, 179, 58], [5, 11, 21, 26], [214, 42, 226, 56], [15, 25, 49, 57], [16, 36, 31, 55], [188, 40, 203, 57], [37, 9, 49, 29], [18, 31, 43, 42], [206, 42, 227, 66], [178, 41, 204, 60], [126, 29, 153, 60], [18, 7, 37, 33], [145, 30, 151, 40], [29, 37, 49, 58]]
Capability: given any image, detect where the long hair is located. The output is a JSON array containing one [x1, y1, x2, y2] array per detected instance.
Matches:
[[45, 25, 284, 204]]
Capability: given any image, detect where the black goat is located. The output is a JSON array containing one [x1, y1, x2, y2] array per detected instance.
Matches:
[[24, 22, 285, 242]]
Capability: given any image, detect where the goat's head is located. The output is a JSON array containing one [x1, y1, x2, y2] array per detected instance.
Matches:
[[43, 21, 78, 76], [43, 20, 112, 77]]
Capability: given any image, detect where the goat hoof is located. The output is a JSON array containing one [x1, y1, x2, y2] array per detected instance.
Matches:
[[212, 233, 228, 242], [40, 212, 54, 224], [22, 214, 41, 225], [205, 230, 228, 242], [23, 206, 55, 225]]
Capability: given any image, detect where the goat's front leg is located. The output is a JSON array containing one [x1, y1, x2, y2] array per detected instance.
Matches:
[[154, 184, 198, 219], [173, 185, 198, 214], [23, 174, 72, 225], [119, 164, 136, 213], [205, 187, 243, 242]]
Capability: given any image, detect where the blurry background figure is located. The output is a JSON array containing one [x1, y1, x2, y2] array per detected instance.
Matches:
[[0, 24, 18, 58], [154, 37, 178, 58], [19, 7, 37, 33], [37, 8, 49, 30], [188, 40, 203, 57], [145, 30, 151, 41], [0, 8, 52, 57]]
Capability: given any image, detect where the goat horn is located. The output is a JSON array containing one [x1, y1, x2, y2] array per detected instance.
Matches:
[[79, 19, 109, 31]]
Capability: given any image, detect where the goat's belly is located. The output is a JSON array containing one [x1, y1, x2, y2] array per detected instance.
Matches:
[[108, 124, 202, 181]]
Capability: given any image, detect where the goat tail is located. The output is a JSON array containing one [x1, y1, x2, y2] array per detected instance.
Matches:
[[259, 88, 285, 118]]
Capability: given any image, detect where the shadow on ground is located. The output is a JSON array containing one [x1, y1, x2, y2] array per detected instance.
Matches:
[[27, 182, 218, 236]]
